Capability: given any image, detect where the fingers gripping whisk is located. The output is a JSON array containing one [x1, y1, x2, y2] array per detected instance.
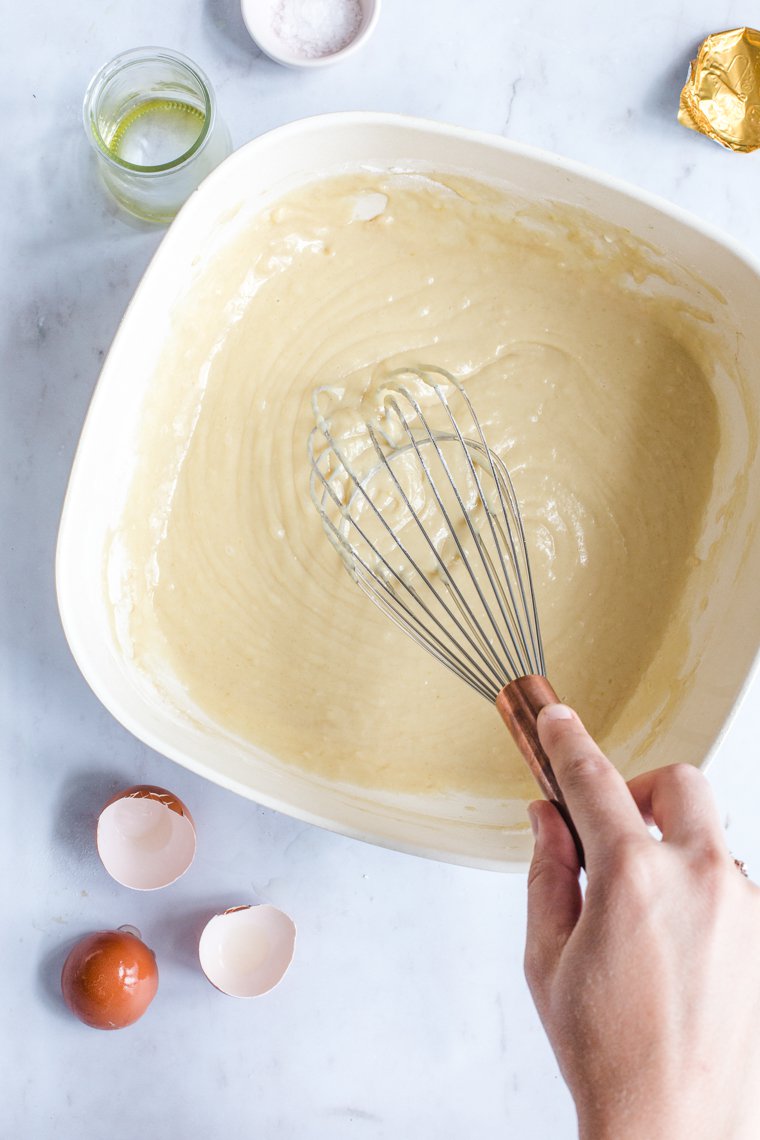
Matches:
[[308, 366, 546, 703]]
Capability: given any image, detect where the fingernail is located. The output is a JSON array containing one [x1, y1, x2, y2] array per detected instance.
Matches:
[[528, 804, 540, 839], [539, 703, 574, 722]]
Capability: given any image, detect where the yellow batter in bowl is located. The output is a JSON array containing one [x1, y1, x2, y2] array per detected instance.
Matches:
[[114, 171, 724, 802]]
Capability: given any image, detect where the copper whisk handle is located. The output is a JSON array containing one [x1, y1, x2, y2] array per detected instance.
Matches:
[[496, 676, 585, 868]]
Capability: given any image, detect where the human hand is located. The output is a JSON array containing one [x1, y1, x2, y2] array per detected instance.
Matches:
[[525, 703, 760, 1140]]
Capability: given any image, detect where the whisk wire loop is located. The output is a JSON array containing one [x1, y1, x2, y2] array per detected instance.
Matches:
[[454, 382, 546, 676], [374, 405, 523, 682], [363, 419, 512, 689], [308, 366, 546, 702], [310, 423, 506, 697], [393, 387, 534, 679]]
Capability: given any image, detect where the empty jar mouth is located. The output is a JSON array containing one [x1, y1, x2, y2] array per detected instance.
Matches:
[[83, 47, 215, 175]]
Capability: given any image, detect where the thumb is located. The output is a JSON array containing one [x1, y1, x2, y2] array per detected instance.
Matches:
[[524, 800, 582, 1009]]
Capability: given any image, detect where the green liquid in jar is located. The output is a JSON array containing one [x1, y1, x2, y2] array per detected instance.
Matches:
[[108, 99, 206, 167]]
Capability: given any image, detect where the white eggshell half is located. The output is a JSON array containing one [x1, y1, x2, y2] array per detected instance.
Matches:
[[199, 905, 296, 997], [97, 785, 196, 890]]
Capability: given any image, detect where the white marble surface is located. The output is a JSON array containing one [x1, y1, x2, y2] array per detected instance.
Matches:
[[3, 1, 760, 1136]]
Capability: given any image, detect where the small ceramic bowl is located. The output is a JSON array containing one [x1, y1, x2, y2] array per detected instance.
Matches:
[[241, 0, 380, 69]]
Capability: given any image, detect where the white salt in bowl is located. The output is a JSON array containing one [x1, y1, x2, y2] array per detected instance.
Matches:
[[241, 0, 380, 68]]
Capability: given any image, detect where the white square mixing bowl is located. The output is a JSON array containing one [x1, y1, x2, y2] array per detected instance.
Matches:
[[56, 113, 760, 870]]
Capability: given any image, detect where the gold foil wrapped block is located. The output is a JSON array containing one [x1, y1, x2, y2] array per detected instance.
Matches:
[[679, 27, 760, 152]]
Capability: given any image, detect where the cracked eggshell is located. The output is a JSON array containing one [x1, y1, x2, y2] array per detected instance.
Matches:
[[199, 904, 296, 997], [97, 785, 196, 890]]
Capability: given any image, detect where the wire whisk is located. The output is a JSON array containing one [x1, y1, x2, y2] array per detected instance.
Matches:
[[308, 365, 583, 862]]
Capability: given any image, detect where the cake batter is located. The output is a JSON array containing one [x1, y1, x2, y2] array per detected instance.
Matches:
[[114, 172, 720, 799]]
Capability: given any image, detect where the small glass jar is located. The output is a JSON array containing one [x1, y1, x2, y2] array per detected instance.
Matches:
[[83, 47, 232, 224]]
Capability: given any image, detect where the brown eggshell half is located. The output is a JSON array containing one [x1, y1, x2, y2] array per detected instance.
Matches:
[[97, 785, 196, 890], [198, 904, 296, 997]]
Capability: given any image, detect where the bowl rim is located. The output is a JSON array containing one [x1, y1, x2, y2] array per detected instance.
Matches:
[[56, 110, 760, 871]]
